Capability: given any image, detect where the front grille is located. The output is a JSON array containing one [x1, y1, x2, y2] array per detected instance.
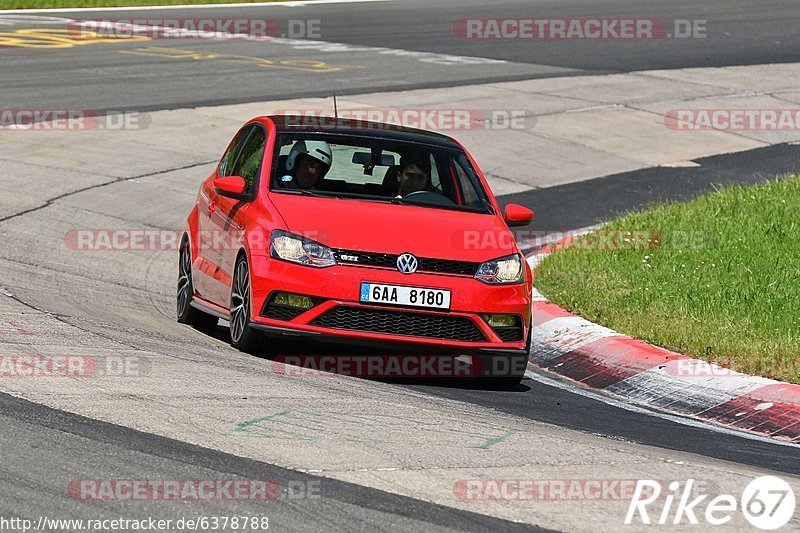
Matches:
[[418, 257, 479, 276], [335, 250, 396, 269], [333, 249, 479, 276], [311, 306, 488, 342]]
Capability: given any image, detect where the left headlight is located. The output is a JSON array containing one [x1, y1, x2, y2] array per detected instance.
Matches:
[[270, 229, 336, 268], [475, 253, 524, 284]]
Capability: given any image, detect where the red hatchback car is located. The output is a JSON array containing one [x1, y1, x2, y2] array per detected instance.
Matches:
[[178, 115, 534, 386]]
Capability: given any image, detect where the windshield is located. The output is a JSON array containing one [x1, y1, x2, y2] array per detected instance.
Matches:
[[270, 133, 494, 214]]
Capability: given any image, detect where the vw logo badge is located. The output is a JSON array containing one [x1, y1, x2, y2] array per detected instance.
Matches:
[[396, 253, 418, 274]]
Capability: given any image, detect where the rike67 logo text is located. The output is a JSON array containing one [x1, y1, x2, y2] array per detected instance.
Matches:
[[626, 476, 795, 530]]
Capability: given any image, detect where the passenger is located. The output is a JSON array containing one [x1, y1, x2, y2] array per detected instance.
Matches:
[[396, 152, 430, 197], [280, 140, 333, 190]]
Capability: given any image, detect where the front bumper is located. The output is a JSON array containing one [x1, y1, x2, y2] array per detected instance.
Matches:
[[249, 256, 531, 355]]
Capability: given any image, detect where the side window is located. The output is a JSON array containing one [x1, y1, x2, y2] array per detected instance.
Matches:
[[218, 125, 256, 177], [232, 126, 266, 194]]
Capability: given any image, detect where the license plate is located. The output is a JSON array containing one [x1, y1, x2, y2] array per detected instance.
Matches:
[[360, 283, 451, 310]]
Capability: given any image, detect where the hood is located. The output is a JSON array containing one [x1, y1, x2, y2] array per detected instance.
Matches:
[[268, 193, 517, 262]]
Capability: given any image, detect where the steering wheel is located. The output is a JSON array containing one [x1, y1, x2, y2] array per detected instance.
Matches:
[[403, 190, 457, 206]]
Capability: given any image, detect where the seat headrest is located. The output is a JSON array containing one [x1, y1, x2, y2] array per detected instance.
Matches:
[[381, 165, 400, 196]]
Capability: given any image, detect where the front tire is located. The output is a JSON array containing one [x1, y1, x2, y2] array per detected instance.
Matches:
[[477, 326, 531, 390], [229, 255, 263, 353], [177, 239, 218, 330], [477, 353, 528, 390]]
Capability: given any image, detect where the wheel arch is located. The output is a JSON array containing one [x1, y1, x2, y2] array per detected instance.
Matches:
[[235, 246, 254, 316], [185, 205, 200, 260]]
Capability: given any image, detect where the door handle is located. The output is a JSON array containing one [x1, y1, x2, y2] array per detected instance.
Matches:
[[208, 202, 216, 216]]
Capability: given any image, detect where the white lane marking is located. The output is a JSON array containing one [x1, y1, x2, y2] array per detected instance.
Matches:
[[62, 19, 506, 66], [272, 36, 506, 64], [526, 252, 548, 270], [660, 160, 701, 168], [531, 287, 547, 302], [523, 368, 800, 448], [0, 15, 74, 25], [0, 0, 392, 14]]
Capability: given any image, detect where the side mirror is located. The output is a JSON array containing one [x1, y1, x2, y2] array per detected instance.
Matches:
[[214, 175, 247, 198], [504, 204, 534, 227]]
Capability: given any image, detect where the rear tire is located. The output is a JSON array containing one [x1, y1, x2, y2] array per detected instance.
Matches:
[[177, 238, 218, 330], [229, 255, 263, 354]]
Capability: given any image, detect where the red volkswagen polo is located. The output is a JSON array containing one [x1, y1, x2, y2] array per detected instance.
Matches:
[[178, 115, 534, 386]]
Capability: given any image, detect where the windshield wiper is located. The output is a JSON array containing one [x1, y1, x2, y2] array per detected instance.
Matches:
[[277, 188, 385, 201], [275, 188, 323, 196], [326, 191, 393, 202], [392, 196, 489, 214]]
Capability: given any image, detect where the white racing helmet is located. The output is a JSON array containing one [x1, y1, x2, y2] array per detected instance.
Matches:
[[286, 140, 333, 171]]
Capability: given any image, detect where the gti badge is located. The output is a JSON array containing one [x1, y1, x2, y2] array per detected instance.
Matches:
[[396, 253, 418, 274]]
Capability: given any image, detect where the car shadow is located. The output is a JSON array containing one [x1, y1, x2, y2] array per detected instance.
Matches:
[[195, 323, 531, 392]]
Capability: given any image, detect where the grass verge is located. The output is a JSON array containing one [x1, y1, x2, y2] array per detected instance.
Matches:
[[4, 0, 285, 8], [535, 175, 800, 384]]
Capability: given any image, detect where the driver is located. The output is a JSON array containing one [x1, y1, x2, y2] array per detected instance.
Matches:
[[280, 140, 333, 190], [396, 152, 430, 197]]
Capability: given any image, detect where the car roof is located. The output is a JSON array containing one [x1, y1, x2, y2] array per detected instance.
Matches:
[[266, 114, 462, 150]]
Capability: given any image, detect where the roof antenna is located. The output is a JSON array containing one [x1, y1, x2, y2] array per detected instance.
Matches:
[[333, 93, 339, 120]]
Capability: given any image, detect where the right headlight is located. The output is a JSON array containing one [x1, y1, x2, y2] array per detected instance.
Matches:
[[475, 253, 524, 284], [270, 230, 336, 268]]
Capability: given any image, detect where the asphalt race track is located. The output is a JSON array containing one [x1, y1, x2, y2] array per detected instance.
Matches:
[[2, 0, 800, 531], [2, 0, 800, 111]]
